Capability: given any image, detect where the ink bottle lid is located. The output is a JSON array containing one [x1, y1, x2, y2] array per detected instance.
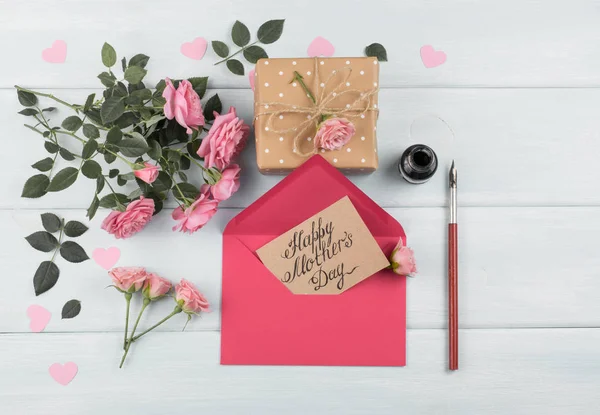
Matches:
[[398, 144, 438, 184]]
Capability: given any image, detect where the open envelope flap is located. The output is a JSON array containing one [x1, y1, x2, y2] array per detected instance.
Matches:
[[224, 155, 405, 240], [221, 234, 406, 366]]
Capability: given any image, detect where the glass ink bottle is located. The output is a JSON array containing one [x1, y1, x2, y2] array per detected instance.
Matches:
[[398, 144, 438, 184]]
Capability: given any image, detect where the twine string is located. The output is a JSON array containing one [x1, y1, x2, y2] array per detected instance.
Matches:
[[255, 58, 379, 157]]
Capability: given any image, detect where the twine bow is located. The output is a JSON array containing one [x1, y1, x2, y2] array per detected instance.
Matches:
[[254, 58, 379, 157]]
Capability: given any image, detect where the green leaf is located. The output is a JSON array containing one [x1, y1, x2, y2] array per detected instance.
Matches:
[[61, 116, 83, 132], [63, 221, 88, 237], [106, 126, 123, 144], [41, 213, 61, 233], [101, 96, 125, 124], [44, 142, 60, 154], [118, 133, 149, 157], [82, 159, 102, 179], [59, 148, 75, 161], [187, 140, 202, 160], [365, 43, 388, 62], [25, 231, 58, 252], [47, 167, 78, 192], [101, 42, 117, 67], [226, 59, 244, 76], [188, 77, 208, 98], [232, 20, 251, 47], [31, 157, 54, 172], [108, 168, 119, 178], [128, 188, 143, 200], [18, 108, 39, 116], [130, 88, 152, 100], [87, 196, 100, 220], [61, 299, 81, 319], [96, 176, 105, 193], [178, 171, 188, 182], [85, 108, 103, 126], [129, 53, 150, 69], [243, 45, 268, 64], [117, 176, 127, 186], [120, 172, 135, 181], [98, 71, 116, 87], [83, 93, 95, 112], [22, 174, 49, 198], [115, 112, 139, 129], [121, 57, 127, 72], [42, 107, 56, 112], [174, 182, 199, 201], [166, 149, 181, 163], [99, 193, 128, 209], [165, 120, 188, 143], [257, 19, 285, 44], [104, 152, 117, 164], [155, 79, 166, 94], [81, 139, 98, 159], [148, 140, 162, 160], [212, 40, 229, 58], [124, 66, 148, 84], [60, 241, 89, 263], [33, 261, 59, 296], [152, 171, 172, 193], [203, 94, 222, 122], [18, 90, 37, 107], [82, 124, 100, 140]]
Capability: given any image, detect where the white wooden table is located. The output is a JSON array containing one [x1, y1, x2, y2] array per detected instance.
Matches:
[[1, 1, 599, 413]]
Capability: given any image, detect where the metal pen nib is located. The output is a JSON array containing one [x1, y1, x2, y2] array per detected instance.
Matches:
[[449, 161, 457, 223]]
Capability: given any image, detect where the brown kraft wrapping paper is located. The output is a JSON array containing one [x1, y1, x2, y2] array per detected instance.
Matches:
[[253, 57, 380, 174]]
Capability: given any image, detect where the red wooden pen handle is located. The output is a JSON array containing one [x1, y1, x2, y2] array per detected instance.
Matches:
[[449, 223, 459, 371]]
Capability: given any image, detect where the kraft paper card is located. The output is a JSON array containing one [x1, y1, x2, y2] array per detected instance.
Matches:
[[256, 196, 389, 294]]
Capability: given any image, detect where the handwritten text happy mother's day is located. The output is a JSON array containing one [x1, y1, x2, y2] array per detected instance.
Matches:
[[256, 197, 390, 295]]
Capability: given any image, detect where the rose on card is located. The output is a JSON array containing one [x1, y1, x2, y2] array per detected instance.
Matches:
[[256, 196, 389, 294]]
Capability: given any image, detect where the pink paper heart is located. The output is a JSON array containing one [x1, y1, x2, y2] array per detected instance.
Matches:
[[307, 36, 335, 57], [249, 69, 256, 91], [181, 37, 207, 60], [42, 40, 67, 64], [92, 247, 121, 270], [49, 362, 78, 386], [420, 45, 446, 68], [27, 305, 51, 333]]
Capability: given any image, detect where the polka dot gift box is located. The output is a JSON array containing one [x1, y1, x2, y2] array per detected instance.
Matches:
[[254, 57, 380, 174]]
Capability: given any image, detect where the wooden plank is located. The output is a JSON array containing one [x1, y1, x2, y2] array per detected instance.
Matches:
[[0, 329, 599, 414], [4, 206, 600, 333], [1, 1, 600, 88], [4, 87, 600, 210]]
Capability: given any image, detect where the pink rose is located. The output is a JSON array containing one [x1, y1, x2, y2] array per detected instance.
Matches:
[[172, 185, 218, 234], [314, 117, 356, 151], [197, 107, 249, 170], [109, 267, 148, 293], [211, 164, 241, 202], [175, 279, 210, 314], [389, 238, 417, 276], [101, 197, 155, 239], [142, 272, 172, 300], [134, 162, 159, 184], [162, 78, 205, 134]]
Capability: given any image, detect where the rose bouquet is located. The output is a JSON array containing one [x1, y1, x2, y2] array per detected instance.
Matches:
[[16, 42, 249, 238], [108, 267, 210, 368]]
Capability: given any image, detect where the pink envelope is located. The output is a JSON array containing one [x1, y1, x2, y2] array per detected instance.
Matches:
[[221, 155, 407, 366]]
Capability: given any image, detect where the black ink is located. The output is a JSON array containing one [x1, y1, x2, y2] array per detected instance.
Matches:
[[309, 264, 359, 291]]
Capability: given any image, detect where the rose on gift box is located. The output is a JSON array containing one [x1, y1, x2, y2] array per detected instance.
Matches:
[[253, 57, 380, 174]]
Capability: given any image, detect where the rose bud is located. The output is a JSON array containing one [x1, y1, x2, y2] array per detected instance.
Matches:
[[174, 279, 210, 314], [109, 267, 148, 293], [389, 238, 417, 277], [142, 273, 172, 300]]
